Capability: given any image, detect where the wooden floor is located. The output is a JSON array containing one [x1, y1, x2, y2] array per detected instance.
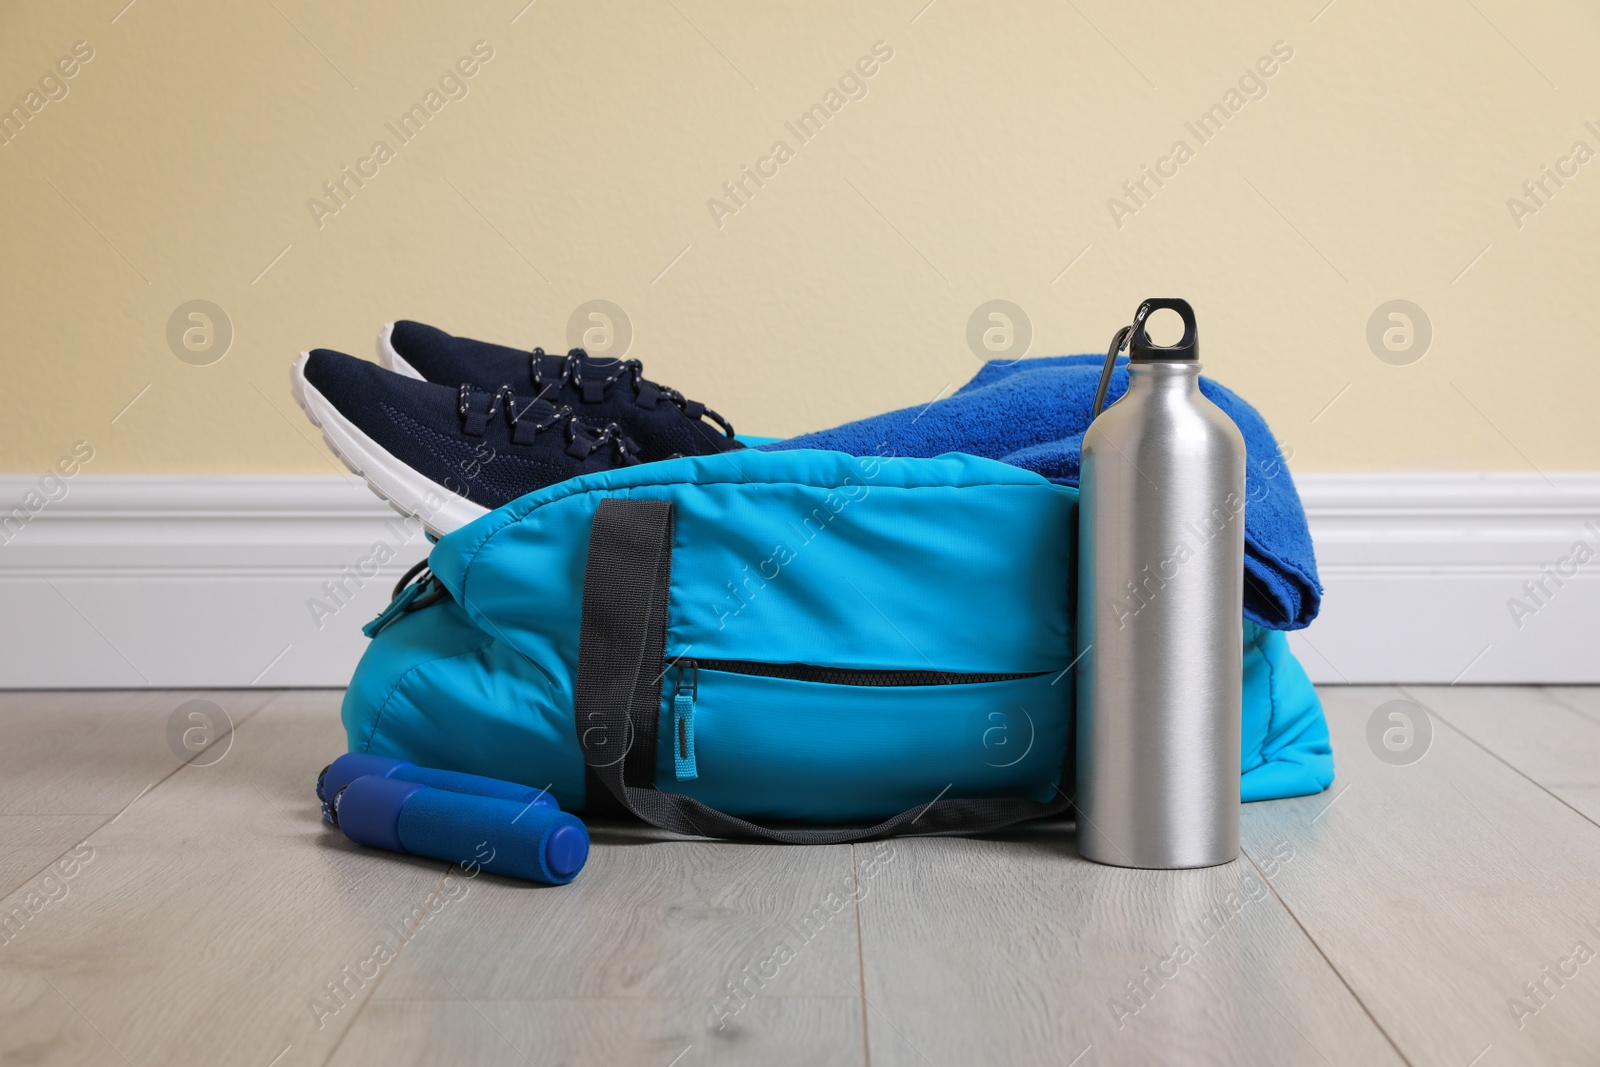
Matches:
[[3, 687, 1599, 1066]]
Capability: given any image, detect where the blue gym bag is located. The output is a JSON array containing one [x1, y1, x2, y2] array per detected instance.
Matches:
[[342, 447, 1333, 842]]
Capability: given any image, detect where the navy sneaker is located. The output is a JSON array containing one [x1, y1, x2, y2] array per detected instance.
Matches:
[[376, 320, 742, 463], [292, 349, 638, 535]]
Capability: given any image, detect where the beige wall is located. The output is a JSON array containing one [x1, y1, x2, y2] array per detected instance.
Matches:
[[2, 0, 1597, 475]]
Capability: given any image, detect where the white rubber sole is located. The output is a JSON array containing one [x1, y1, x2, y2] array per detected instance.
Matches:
[[290, 352, 487, 538], [375, 322, 426, 381]]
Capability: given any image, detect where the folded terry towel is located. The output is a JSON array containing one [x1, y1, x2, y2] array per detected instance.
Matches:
[[761, 354, 1321, 630]]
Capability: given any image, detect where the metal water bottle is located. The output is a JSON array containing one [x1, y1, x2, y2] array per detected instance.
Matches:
[[1075, 299, 1245, 869]]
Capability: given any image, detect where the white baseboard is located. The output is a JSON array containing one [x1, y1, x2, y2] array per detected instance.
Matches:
[[0, 472, 1595, 688], [0, 475, 430, 689], [1285, 472, 1600, 684]]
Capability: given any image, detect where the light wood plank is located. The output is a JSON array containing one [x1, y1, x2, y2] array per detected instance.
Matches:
[[0, 814, 102, 898], [328, 997, 863, 1067], [1546, 687, 1600, 724], [1238, 685, 1600, 1067], [0, 689, 276, 815], [368, 823, 864, 1003], [1546, 689, 1600, 819], [0, 689, 456, 1067], [11, 685, 1600, 1066], [856, 824, 1404, 1066], [1406, 685, 1600, 824]]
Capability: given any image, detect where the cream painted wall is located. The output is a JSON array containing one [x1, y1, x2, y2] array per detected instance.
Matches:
[[1, 0, 1596, 475]]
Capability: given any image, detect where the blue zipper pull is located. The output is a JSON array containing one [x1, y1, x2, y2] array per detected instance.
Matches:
[[362, 580, 423, 639], [673, 659, 699, 781]]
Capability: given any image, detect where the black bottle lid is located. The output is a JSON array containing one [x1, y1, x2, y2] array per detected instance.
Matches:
[[1128, 298, 1198, 362]]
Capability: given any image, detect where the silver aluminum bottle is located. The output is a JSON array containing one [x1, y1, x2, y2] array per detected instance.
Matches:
[[1076, 299, 1245, 869]]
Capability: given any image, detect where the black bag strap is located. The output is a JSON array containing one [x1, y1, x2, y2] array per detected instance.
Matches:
[[574, 498, 1071, 843]]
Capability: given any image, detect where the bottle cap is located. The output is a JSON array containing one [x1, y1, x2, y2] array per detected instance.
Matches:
[[1128, 298, 1198, 362]]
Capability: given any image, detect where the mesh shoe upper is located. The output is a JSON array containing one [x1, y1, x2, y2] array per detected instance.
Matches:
[[303, 349, 638, 511], [387, 320, 742, 463]]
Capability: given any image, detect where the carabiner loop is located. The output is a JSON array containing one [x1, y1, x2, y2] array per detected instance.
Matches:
[[1092, 324, 1134, 420]]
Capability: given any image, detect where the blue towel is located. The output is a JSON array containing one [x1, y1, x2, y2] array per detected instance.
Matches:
[[761, 355, 1321, 630]]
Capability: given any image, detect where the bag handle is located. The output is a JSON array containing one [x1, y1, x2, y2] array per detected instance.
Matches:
[[573, 498, 1071, 843]]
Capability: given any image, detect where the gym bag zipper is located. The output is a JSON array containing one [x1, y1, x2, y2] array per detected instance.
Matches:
[[677, 659, 1044, 687], [667, 658, 1047, 782]]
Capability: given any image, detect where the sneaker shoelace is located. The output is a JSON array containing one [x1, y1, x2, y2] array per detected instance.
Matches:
[[456, 383, 639, 464], [528, 348, 738, 440]]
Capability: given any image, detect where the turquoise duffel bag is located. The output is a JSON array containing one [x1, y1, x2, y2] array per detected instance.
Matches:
[[342, 448, 1333, 842]]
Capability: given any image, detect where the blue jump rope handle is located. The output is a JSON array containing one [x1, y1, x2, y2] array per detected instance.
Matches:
[[318, 752, 558, 809], [336, 775, 589, 885]]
